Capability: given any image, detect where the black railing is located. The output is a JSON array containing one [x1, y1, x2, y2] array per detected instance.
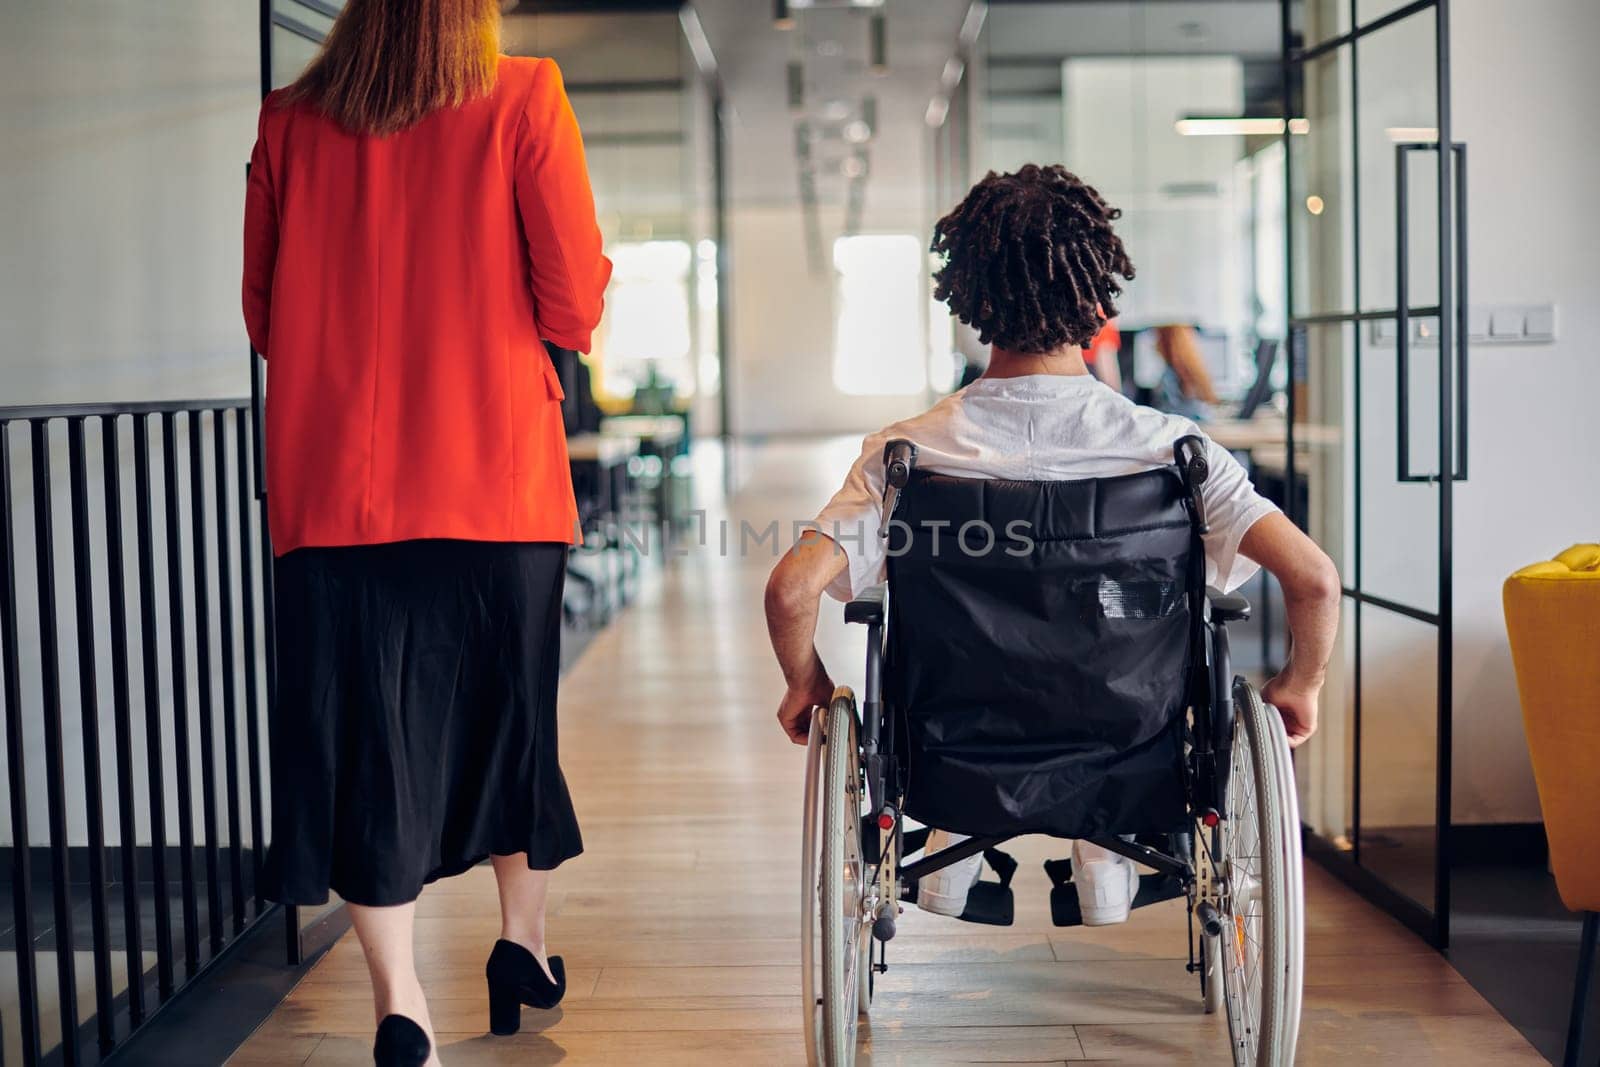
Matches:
[[0, 398, 294, 1065]]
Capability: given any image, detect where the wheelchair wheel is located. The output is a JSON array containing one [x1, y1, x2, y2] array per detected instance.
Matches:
[[800, 692, 868, 1065], [1217, 679, 1305, 1066]]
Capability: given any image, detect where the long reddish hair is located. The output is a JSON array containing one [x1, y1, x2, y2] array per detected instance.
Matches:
[[285, 0, 502, 136]]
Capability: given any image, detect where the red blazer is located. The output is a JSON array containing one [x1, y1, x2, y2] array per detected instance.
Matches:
[[243, 56, 611, 556]]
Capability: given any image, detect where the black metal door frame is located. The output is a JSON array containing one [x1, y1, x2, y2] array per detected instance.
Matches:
[[1282, 0, 1462, 949]]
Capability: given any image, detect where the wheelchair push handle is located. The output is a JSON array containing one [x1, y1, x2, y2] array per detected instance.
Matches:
[[1173, 434, 1210, 535], [884, 438, 918, 488], [879, 438, 918, 538]]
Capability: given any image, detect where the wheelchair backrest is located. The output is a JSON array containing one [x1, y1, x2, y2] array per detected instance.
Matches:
[[884, 464, 1201, 838]]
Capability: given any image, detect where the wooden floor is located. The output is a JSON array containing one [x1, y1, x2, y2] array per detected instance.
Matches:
[[234, 440, 1541, 1066]]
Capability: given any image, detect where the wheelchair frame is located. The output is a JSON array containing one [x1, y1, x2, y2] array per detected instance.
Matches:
[[800, 439, 1305, 1067]]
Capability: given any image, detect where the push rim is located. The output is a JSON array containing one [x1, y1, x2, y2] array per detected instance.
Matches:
[[1218, 680, 1301, 1066], [1221, 694, 1266, 1062], [1254, 684, 1305, 1059], [800, 710, 825, 1065], [820, 696, 864, 1063]]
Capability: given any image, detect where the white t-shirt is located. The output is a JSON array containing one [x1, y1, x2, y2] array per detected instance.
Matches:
[[813, 374, 1278, 603]]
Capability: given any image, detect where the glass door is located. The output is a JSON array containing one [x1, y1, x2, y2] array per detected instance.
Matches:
[[1283, 0, 1464, 947]]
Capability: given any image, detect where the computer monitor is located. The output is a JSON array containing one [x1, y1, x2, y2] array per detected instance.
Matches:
[[1235, 339, 1279, 421]]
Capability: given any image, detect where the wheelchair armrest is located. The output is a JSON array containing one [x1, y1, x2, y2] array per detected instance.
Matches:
[[845, 583, 886, 626], [1206, 587, 1252, 624]]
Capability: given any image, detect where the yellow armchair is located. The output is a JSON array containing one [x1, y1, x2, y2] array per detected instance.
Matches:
[[1503, 544, 1600, 1066]]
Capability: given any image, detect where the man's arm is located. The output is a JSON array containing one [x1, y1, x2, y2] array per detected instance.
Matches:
[[1237, 512, 1342, 747], [764, 534, 849, 744]]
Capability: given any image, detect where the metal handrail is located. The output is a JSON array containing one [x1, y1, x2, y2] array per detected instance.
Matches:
[[0, 397, 247, 421], [0, 398, 281, 1065]]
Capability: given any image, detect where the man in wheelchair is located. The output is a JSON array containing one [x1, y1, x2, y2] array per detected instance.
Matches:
[[765, 165, 1340, 1064]]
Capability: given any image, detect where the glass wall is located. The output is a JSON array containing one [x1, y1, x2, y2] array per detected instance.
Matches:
[[971, 0, 1461, 945], [1285, 0, 1457, 944], [976, 2, 1289, 403]]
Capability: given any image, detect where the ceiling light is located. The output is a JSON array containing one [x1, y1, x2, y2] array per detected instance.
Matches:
[[957, 2, 987, 48], [823, 99, 851, 122], [679, 7, 718, 77], [841, 156, 866, 179], [842, 119, 872, 144], [1174, 117, 1310, 137], [1386, 126, 1439, 142], [1305, 195, 1325, 216], [869, 13, 887, 75], [925, 97, 949, 127], [775, 0, 794, 30]]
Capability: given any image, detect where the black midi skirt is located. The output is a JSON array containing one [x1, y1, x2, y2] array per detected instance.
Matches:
[[262, 539, 583, 907]]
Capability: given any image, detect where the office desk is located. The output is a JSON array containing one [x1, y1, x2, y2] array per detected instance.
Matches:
[[567, 433, 640, 619], [602, 415, 689, 537], [1202, 417, 1337, 675], [568, 432, 640, 467], [602, 414, 686, 451], [1204, 414, 1341, 454]]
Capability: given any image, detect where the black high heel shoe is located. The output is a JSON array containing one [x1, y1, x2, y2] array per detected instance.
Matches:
[[373, 1014, 430, 1067], [485, 939, 566, 1035]]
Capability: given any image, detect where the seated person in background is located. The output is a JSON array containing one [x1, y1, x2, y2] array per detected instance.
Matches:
[[1150, 323, 1219, 420], [1084, 316, 1123, 393], [764, 164, 1341, 924]]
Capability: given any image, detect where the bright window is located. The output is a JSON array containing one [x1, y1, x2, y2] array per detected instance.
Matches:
[[832, 235, 926, 396], [695, 238, 720, 394], [600, 240, 693, 400]]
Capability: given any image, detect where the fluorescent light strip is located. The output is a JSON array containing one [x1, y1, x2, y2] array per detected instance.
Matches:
[[941, 57, 965, 91], [1386, 126, 1439, 142], [1174, 117, 1310, 137], [958, 1, 988, 49]]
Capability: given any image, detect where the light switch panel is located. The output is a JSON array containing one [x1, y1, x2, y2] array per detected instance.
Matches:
[[1490, 310, 1524, 338], [1524, 305, 1557, 340], [1467, 306, 1491, 340], [1398, 304, 1555, 346]]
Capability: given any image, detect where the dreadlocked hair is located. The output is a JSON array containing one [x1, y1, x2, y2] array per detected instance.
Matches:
[[931, 164, 1135, 353]]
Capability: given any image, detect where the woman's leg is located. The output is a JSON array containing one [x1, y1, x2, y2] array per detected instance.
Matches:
[[348, 900, 437, 1054], [490, 854, 557, 982]]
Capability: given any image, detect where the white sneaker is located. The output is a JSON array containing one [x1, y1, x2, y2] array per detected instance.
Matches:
[[1072, 840, 1140, 926], [918, 829, 983, 917]]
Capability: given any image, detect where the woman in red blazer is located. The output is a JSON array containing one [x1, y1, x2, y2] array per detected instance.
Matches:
[[242, 2, 610, 1061]]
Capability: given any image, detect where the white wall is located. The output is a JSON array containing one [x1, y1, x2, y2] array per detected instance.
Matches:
[[0, 2, 263, 848], [1447, 0, 1600, 824], [723, 68, 939, 438], [727, 205, 926, 438], [1, 3, 260, 406]]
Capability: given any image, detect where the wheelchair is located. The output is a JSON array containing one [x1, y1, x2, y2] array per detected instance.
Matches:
[[800, 437, 1304, 1066]]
